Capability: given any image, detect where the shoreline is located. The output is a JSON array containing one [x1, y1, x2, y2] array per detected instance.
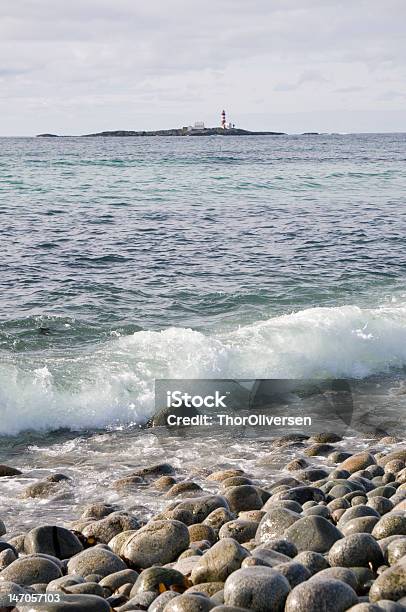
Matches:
[[0, 430, 405, 610]]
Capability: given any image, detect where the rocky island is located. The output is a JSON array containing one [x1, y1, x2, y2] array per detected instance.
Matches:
[[37, 127, 286, 138]]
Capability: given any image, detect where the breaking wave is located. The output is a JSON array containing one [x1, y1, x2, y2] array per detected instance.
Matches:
[[1, 302, 406, 435]]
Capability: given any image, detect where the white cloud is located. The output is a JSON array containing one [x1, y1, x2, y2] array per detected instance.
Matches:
[[0, 0, 405, 134]]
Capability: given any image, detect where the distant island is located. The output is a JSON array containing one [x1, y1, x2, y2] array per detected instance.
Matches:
[[37, 127, 286, 138]]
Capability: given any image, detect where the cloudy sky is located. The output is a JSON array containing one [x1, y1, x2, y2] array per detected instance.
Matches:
[[1, 0, 405, 135]]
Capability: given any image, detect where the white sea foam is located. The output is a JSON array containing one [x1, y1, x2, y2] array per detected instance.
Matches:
[[1, 302, 406, 435]]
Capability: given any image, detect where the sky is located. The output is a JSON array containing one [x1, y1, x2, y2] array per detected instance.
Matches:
[[0, 0, 405, 135]]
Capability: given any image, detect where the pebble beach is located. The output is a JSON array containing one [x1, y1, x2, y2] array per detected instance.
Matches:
[[0, 430, 405, 611]]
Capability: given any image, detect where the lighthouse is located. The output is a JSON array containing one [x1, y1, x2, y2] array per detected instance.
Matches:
[[221, 109, 226, 129]]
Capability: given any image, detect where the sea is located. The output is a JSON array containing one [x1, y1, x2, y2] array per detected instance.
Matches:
[[0, 133, 405, 532]]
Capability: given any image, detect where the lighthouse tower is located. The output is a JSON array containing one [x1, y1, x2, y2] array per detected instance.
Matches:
[[221, 109, 226, 129]]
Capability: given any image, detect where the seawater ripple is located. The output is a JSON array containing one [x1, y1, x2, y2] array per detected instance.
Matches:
[[0, 133, 406, 433]]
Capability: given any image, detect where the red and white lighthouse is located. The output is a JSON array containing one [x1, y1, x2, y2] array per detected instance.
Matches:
[[221, 109, 226, 129]]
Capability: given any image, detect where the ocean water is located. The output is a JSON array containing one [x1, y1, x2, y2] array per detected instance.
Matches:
[[1, 133, 406, 531], [1, 133, 406, 436]]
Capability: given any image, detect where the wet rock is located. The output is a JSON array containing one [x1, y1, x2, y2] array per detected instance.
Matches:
[[132, 463, 175, 479], [203, 508, 235, 532], [131, 566, 186, 595], [329, 533, 383, 569], [310, 433, 343, 443], [284, 515, 343, 553], [304, 443, 335, 457], [262, 498, 303, 513], [268, 477, 304, 492], [372, 514, 406, 539], [189, 524, 216, 544], [324, 478, 364, 494], [341, 516, 380, 536], [178, 548, 203, 559], [329, 469, 351, 479], [293, 551, 329, 575], [274, 561, 310, 587], [328, 451, 352, 464], [67, 546, 126, 578], [256, 508, 300, 543], [99, 568, 139, 593], [0, 548, 17, 570], [172, 554, 201, 575], [378, 449, 406, 467], [258, 538, 297, 558], [66, 582, 105, 596], [310, 566, 358, 591], [24, 526, 83, 559], [122, 520, 189, 567], [207, 470, 244, 482], [191, 538, 249, 584], [377, 601, 406, 611], [154, 475, 177, 490], [279, 486, 325, 505], [351, 495, 368, 506], [186, 582, 224, 596], [238, 510, 265, 522], [22, 480, 61, 498], [285, 459, 309, 472], [0, 465, 22, 477], [339, 453, 377, 474], [0, 555, 62, 586], [219, 520, 258, 544], [0, 580, 28, 608], [81, 503, 117, 520], [174, 496, 230, 523], [369, 561, 406, 602], [297, 468, 330, 483], [387, 538, 406, 565], [250, 546, 291, 567], [350, 566, 375, 594], [210, 607, 250, 612], [224, 486, 263, 513], [166, 482, 204, 498], [338, 505, 380, 527], [82, 511, 141, 543], [156, 508, 195, 526], [46, 473, 71, 483], [328, 498, 350, 512], [367, 496, 394, 515], [149, 591, 179, 611], [108, 529, 138, 555], [47, 575, 85, 591], [0, 541, 16, 555], [368, 485, 397, 499], [223, 566, 290, 611], [385, 459, 405, 474], [329, 484, 356, 498], [366, 465, 385, 478], [163, 593, 214, 611], [272, 434, 309, 447], [221, 477, 253, 489], [116, 589, 157, 610], [303, 505, 331, 519], [285, 577, 358, 612], [113, 475, 144, 492], [378, 535, 405, 558], [343, 605, 381, 611]]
